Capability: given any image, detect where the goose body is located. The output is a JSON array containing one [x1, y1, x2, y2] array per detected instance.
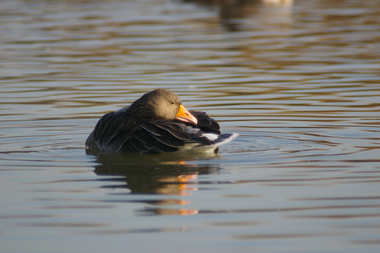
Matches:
[[86, 89, 238, 154]]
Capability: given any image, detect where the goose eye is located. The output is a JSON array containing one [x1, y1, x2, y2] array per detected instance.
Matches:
[[170, 101, 175, 105]]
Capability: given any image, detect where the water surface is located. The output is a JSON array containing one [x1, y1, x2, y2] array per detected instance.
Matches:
[[1, 0, 380, 252]]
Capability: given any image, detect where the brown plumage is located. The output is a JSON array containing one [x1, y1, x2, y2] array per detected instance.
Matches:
[[86, 89, 224, 154]]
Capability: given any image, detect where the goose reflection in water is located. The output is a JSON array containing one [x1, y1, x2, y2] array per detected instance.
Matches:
[[91, 152, 221, 215]]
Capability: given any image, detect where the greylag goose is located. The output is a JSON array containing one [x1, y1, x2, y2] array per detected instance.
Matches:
[[86, 89, 238, 154]]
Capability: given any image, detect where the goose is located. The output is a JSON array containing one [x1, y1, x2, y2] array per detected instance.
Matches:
[[86, 89, 238, 154]]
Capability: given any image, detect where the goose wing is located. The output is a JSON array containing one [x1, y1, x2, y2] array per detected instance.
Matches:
[[86, 111, 190, 154], [190, 110, 221, 134]]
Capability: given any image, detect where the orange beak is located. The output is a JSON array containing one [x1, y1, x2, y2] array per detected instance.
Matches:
[[176, 105, 198, 125]]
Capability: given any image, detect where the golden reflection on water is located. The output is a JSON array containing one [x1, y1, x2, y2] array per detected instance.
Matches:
[[93, 153, 219, 215]]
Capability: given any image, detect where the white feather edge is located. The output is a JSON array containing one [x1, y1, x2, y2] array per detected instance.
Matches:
[[177, 133, 239, 153]]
